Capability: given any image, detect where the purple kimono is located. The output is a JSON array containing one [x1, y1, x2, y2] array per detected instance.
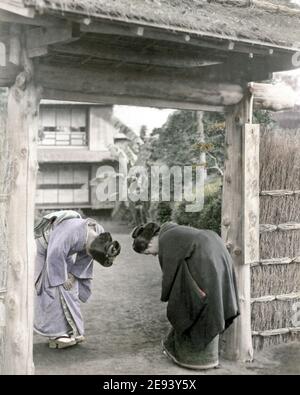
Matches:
[[34, 218, 104, 338]]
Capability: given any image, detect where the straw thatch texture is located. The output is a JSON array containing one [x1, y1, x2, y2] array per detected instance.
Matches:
[[251, 298, 300, 331], [253, 331, 300, 350], [251, 127, 300, 349], [260, 229, 300, 260], [260, 129, 300, 192], [260, 195, 300, 225], [260, 231, 300, 260], [23, 0, 300, 48], [259, 129, 300, 260], [251, 263, 300, 298]]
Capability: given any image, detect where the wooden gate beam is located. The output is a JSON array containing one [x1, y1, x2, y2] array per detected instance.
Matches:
[[34, 63, 245, 108], [51, 41, 223, 69], [3, 41, 41, 374], [26, 22, 81, 58]]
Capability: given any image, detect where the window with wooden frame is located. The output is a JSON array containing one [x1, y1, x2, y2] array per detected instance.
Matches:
[[38, 106, 88, 147]]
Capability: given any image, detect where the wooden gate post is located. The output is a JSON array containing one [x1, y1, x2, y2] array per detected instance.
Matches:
[[222, 95, 260, 362], [0, 182, 9, 375], [4, 44, 41, 374]]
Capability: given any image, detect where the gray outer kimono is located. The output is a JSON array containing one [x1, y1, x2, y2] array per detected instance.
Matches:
[[34, 218, 104, 337], [158, 222, 240, 350]]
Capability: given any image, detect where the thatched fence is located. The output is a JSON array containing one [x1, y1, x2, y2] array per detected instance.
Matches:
[[252, 128, 300, 349]]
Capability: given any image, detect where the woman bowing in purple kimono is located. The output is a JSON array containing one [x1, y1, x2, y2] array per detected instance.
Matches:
[[34, 211, 121, 349]]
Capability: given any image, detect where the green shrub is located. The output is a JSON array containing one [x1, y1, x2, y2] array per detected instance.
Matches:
[[172, 188, 222, 235], [156, 201, 173, 223]]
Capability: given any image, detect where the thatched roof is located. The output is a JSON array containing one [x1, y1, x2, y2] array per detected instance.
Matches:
[[22, 0, 300, 49]]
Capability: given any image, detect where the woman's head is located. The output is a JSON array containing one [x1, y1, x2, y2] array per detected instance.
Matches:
[[89, 232, 121, 267], [132, 222, 160, 255]]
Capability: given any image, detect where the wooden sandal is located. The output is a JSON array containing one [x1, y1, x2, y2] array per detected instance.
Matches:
[[75, 335, 85, 344], [48, 336, 77, 349]]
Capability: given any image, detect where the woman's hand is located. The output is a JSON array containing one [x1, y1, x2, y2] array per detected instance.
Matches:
[[63, 273, 76, 290]]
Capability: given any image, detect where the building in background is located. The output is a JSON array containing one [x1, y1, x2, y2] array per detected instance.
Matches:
[[36, 101, 140, 213]]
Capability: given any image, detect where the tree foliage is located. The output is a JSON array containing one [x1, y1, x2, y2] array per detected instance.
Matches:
[[129, 110, 226, 229], [128, 107, 274, 229], [150, 110, 226, 172], [172, 189, 222, 235], [150, 110, 198, 166]]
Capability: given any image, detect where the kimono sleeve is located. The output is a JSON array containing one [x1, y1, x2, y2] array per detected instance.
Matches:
[[46, 238, 70, 287], [70, 252, 94, 280], [166, 260, 208, 335], [160, 239, 195, 302]]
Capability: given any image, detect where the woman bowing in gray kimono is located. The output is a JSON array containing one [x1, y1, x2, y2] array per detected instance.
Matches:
[[34, 210, 121, 349], [132, 222, 239, 370]]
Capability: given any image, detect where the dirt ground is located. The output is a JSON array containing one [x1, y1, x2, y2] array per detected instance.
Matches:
[[33, 222, 300, 375]]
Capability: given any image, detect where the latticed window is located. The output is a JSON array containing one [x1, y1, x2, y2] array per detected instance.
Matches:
[[38, 106, 88, 146], [36, 165, 90, 205]]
